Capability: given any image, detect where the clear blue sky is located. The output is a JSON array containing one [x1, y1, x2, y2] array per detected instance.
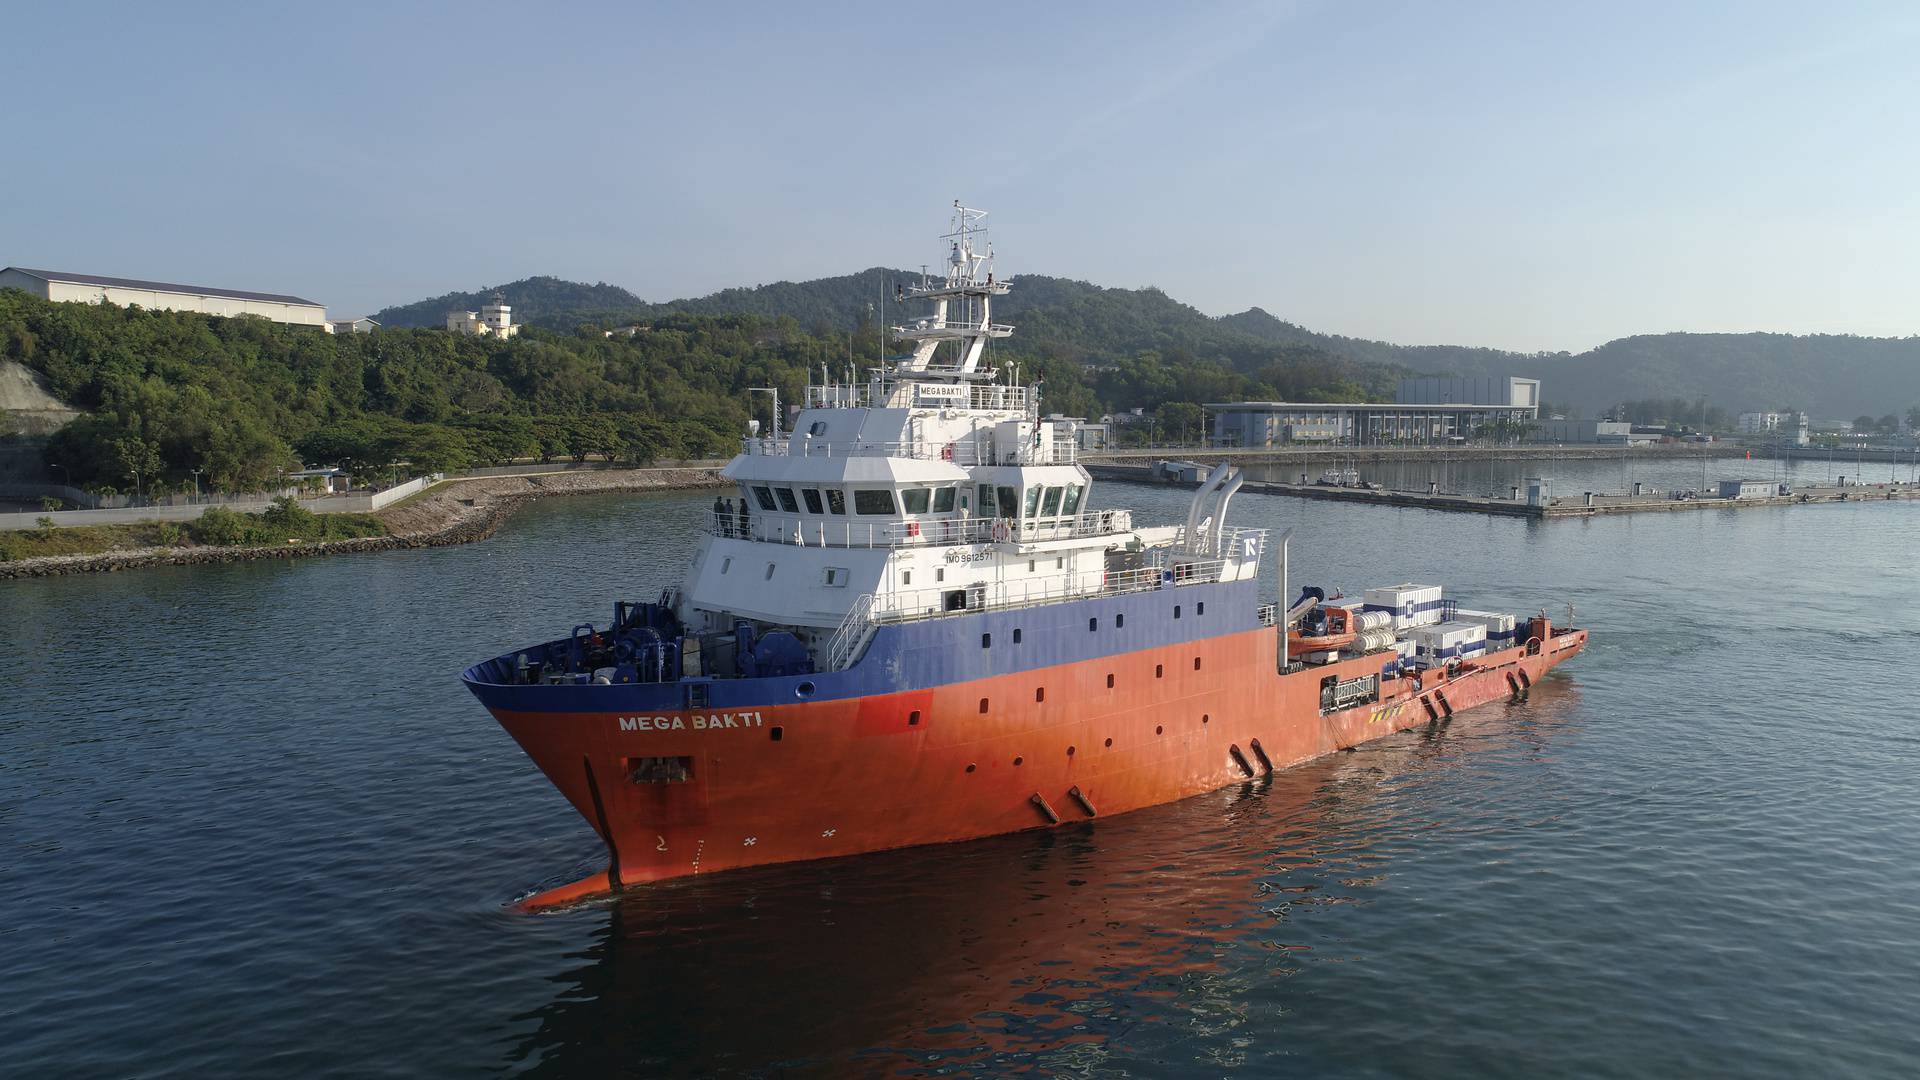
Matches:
[[4, 1, 1918, 352]]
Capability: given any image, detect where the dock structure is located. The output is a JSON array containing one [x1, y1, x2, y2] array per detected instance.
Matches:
[[1088, 464, 1920, 519]]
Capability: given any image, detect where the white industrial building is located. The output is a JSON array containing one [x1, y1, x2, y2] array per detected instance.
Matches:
[[1396, 376, 1541, 410], [330, 316, 379, 334], [1738, 411, 1810, 445], [1209, 377, 1542, 447], [0, 267, 328, 329], [447, 294, 518, 338]]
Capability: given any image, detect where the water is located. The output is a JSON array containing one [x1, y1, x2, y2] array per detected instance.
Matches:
[[5, 484, 1920, 1077]]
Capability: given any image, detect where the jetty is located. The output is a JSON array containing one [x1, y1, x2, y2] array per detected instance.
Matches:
[[1089, 464, 1920, 519]]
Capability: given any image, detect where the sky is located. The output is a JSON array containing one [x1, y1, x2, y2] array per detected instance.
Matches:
[[4, 0, 1919, 353]]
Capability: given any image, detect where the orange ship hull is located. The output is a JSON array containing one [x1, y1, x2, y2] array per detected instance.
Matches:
[[482, 621, 1587, 909]]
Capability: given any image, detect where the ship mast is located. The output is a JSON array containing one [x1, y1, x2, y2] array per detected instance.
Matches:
[[892, 201, 1013, 377]]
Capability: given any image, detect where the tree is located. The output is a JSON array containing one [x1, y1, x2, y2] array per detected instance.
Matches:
[[112, 436, 162, 500], [1156, 401, 1204, 443], [1855, 415, 1877, 433]]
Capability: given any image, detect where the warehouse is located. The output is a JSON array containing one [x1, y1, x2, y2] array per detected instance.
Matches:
[[0, 267, 328, 329]]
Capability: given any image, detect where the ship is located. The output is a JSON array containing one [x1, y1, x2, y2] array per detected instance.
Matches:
[[462, 204, 1588, 910]]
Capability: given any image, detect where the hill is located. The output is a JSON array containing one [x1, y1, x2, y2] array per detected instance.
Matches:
[[373, 276, 650, 329], [374, 272, 1920, 420]]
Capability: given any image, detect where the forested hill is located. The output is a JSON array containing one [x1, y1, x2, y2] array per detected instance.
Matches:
[[0, 286, 1397, 494], [374, 272, 1920, 418], [373, 276, 649, 328]]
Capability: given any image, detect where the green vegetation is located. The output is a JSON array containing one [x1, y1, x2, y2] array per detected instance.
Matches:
[[0, 498, 386, 562], [3, 284, 1408, 493], [379, 273, 1920, 422]]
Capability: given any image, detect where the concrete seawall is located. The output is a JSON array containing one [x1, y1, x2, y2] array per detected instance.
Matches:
[[1089, 464, 1920, 518]]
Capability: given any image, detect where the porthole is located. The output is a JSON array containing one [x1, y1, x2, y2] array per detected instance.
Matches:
[[769, 726, 784, 742], [1067, 745, 1076, 757], [796, 681, 816, 698], [1155, 664, 1164, 678], [1013, 756, 1024, 766], [1197, 601, 1206, 616], [1089, 617, 1098, 632], [1013, 628, 1023, 644], [1116, 613, 1125, 629], [1104, 737, 1113, 748], [908, 710, 921, 726], [966, 762, 977, 773], [1194, 657, 1202, 671], [1035, 687, 1045, 703], [1202, 713, 1210, 725], [1155, 725, 1164, 735], [1106, 673, 1115, 689], [979, 697, 989, 713], [1173, 604, 1181, 619], [982, 632, 992, 648]]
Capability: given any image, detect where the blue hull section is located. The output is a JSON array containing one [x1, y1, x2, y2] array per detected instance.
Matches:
[[463, 579, 1258, 715]]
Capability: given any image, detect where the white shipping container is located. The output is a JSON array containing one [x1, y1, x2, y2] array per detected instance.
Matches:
[[1409, 620, 1487, 668], [1364, 583, 1445, 629], [1453, 609, 1518, 645]]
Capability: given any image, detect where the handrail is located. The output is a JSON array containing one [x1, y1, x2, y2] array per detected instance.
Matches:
[[739, 436, 1075, 465], [705, 508, 1132, 549], [826, 592, 878, 671]]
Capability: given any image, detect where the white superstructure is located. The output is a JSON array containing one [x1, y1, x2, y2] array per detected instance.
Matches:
[[674, 204, 1264, 670]]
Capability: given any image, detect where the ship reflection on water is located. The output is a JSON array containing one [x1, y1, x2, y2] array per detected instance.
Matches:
[[504, 683, 1581, 1076]]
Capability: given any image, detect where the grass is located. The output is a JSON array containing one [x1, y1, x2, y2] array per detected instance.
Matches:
[[0, 510, 388, 562]]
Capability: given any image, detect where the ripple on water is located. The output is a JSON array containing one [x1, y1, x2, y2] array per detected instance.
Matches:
[[4, 486, 1920, 1077]]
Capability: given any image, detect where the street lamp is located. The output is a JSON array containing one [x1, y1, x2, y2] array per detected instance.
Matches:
[[191, 467, 203, 503]]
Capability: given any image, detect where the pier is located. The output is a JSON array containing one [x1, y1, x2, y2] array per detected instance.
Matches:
[[1089, 464, 1920, 518]]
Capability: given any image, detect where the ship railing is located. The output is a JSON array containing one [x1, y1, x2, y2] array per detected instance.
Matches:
[[737, 435, 1074, 465], [892, 319, 1016, 338], [1257, 603, 1278, 626], [705, 508, 1133, 549], [802, 382, 1035, 414], [870, 554, 1232, 625], [826, 592, 879, 671], [1169, 524, 1268, 563]]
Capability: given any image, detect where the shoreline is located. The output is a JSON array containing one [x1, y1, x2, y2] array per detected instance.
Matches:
[[0, 466, 725, 580]]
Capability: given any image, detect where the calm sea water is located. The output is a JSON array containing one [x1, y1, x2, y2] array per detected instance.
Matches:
[[5, 462, 1919, 1077]]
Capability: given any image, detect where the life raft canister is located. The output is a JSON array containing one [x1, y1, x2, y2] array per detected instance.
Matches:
[[907, 521, 921, 537]]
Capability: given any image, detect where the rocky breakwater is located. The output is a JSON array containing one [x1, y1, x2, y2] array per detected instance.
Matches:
[[0, 466, 725, 579]]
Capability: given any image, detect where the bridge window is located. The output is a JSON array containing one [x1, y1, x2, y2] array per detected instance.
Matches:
[[751, 486, 777, 511], [1023, 485, 1042, 518], [902, 488, 931, 514], [854, 489, 896, 515], [801, 488, 825, 514], [978, 484, 997, 514], [1061, 484, 1084, 516], [1040, 486, 1063, 517], [934, 486, 957, 513], [996, 486, 1018, 519], [825, 489, 846, 515], [775, 487, 800, 512]]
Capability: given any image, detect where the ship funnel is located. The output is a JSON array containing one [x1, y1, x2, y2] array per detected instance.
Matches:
[[1184, 462, 1233, 551]]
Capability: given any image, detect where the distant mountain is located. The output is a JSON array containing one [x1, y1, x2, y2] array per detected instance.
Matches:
[[373, 276, 650, 329], [375, 274, 1920, 419]]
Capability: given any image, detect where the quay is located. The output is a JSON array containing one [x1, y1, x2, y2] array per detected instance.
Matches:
[[1088, 463, 1920, 519]]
